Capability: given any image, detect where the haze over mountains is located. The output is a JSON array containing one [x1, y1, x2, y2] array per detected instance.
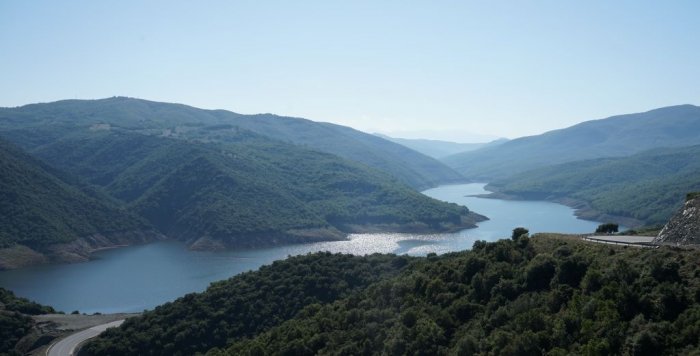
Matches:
[[374, 134, 508, 159], [442, 105, 700, 181]]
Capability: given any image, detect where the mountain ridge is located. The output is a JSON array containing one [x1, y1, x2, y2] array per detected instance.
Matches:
[[0, 97, 465, 190], [442, 104, 700, 180], [486, 144, 700, 227]]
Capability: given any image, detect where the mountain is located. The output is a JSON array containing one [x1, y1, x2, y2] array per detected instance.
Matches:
[[374, 134, 508, 159], [653, 193, 700, 245], [0, 97, 464, 189], [22, 130, 484, 249], [0, 138, 153, 268], [442, 105, 700, 180], [82, 235, 700, 355], [487, 145, 700, 227]]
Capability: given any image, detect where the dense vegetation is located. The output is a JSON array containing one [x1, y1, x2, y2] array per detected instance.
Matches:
[[84, 235, 700, 355], [0, 138, 148, 249], [488, 144, 700, 226], [0, 288, 55, 355], [81, 253, 413, 355], [0, 98, 481, 252], [0, 97, 464, 189], [442, 104, 700, 180], [25, 131, 481, 248]]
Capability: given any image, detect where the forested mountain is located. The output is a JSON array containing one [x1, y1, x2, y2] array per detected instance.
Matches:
[[374, 134, 508, 159], [19, 130, 483, 249], [442, 105, 700, 180], [0, 97, 484, 260], [83, 235, 700, 355], [0, 138, 148, 251], [488, 145, 700, 227], [0, 97, 464, 189]]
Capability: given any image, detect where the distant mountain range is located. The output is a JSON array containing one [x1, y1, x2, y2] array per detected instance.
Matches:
[[442, 105, 700, 181], [0, 98, 483, 267], [0, 97, 463, 190], [373, 134, 508, 159]]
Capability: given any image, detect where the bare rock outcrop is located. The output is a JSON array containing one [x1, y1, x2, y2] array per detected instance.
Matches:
[[653, 193, 700, 245]]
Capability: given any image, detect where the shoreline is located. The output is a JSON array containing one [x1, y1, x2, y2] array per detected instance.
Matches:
[[0, 213, 487, 271], [471, 187, 645, 229]]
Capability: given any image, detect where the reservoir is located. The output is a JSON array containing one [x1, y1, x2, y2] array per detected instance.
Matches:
[[0, 183, 602, 314]]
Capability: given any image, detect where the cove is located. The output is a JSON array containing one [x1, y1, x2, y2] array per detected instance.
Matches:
[[0, 183, 603, 314]]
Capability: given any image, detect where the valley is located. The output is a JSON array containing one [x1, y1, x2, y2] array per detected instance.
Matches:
[[1, 99, 699, 356], [0, 183, 601, 314], [4, 3, 700, 355]]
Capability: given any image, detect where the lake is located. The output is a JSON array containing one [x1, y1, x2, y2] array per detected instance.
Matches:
[[0, 183, 602, 314]]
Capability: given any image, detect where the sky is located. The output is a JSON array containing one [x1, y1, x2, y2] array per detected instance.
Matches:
[[1, 1, 699, 141]]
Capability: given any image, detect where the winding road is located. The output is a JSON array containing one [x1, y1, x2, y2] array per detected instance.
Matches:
[[46, 319, 125, 356]]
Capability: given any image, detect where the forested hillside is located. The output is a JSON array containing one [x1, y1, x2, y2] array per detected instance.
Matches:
[[1, 287, 56, 355], [0, 138, 148, 250], [488, 145, 700, 226], [0, 97, 464, 189], [442, 105, 700, 180], [81, 253, 413, 355], [0, 97, 484, 256], [83, 235, 700, 355], [25, 131, 483, 249]]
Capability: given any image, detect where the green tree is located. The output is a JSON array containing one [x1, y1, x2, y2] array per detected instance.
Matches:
[[512, 227, 529, 240], [595, 223, 618, 234]]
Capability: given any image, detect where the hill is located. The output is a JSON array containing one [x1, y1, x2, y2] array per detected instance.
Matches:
[[0, 97, 464, 189], [374, 134, 508, 159], [1, 288, 56, 355], [0, 138, 153, 268], [26, 130, 484, 249], [442, 105, 700, 180], [82, 235, 700, 355], [487, 145, 700, 227]]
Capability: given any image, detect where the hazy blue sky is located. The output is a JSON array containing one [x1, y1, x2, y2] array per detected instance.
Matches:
[[1, 1, 698, 140]]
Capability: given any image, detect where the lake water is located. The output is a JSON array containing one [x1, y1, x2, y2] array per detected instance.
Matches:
[[0, 183, 602, 314]]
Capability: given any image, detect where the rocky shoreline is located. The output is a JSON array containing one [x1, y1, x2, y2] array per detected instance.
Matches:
[[0, 230, 166, 270], [0, 211, 488, 270]]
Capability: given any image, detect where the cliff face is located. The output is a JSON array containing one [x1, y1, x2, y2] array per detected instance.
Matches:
[[653, 194, 700, 245]]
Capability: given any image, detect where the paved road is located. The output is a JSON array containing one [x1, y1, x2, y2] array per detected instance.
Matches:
[[47, 319, 124, 356], [582, 235, 657, 247]]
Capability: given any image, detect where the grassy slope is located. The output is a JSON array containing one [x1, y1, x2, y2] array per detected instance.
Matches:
[[0, 97, 464, 189], [0, 138, 148, 249], [487, 145, 700, 226], [83, 235, 700, 355], [28, 131, 482, 248], [442, 105, 700, 180]]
